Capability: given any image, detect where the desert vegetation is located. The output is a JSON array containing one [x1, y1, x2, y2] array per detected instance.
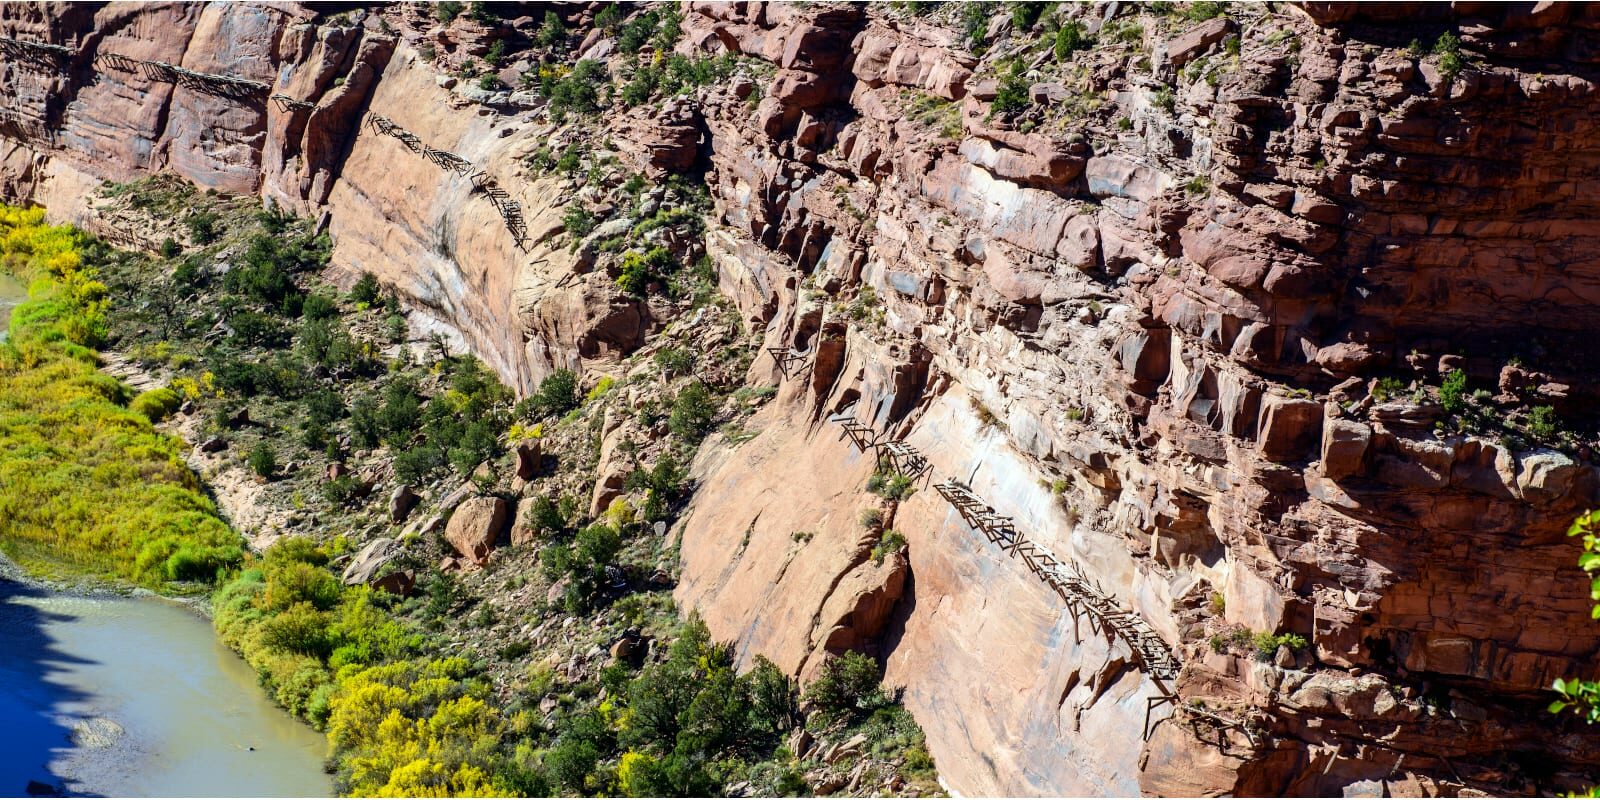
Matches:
[[0, 203, 242, 585]]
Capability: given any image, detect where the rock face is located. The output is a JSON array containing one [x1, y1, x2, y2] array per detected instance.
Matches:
[[5, 2, 1600, 796]]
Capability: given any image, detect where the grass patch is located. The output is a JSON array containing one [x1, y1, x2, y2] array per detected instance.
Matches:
[[0, 204, 243, 587]]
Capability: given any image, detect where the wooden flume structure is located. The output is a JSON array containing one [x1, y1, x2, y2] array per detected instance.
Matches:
[[822, 410, 1259, 749], [0, 34, 268, 100], [0, 39, 531, 254], [270, 94, 315, 113], [366, 113, 531, 252], [0, 35, 72, 70], [766, 346, 809, 378]]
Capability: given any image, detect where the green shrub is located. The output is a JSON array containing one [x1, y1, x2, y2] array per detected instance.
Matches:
[[616, 246, 676, 297], [301, 292, 338, 321], [376, 378, 422, 444], [1183, 1, 1226, 20], [654, 346, 695, 376], [1009, 1, 1044, 30], [562, 206, 596, 237], [523, 495, 565, 539], [1152, 86, 1175, 112], [131, 387, 182, 422], [1440, 369, 1468, 414], [990, 60, 1031, 116], [804, 651, 889, 724], [544, 59, 607, 121], [323, 475, 363, 507], [348, 272, 381, 306], [447, 418, 500, 474], [393, 443, 445, 484], [618, 8, 663, 54], [1250, 631, 1308, 661], [1054, 21, 1087, 61], [1527, 405, 1560, 443], [668, 381, 717, 442], [484, 40, 506, 68], [859, 507, 885, 530], [528, 368, 580, 418], [537, 10, 566, 48], [262, 601, 335, 657], [872, 529, 908, 564], [1433, 32, 1464, 81], [186, 211, 221, 244], [1372, 376, 1406, 403], [960, 2, 991, 52], [435, 1, 463, 22], [248, 441, 276, 478]]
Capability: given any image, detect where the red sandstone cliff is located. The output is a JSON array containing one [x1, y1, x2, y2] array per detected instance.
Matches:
[[3, 1, 1599, 795]]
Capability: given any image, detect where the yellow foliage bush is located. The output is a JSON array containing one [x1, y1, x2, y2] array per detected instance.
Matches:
[[0, 203, 241, 585]]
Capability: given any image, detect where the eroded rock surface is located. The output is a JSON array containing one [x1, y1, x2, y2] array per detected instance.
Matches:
[[4, 1, 1600, 796]]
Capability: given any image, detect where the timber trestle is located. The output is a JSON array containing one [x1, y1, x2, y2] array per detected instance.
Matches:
[[932, 478, 1181, 680], [270, 94, 315, 113], [365, 113, 531, 251], [766, 346, 809, 378], [0, 35, 278, 149], [90, 48, 269, 99], [827, 416, 1256, 748], [0, 36, 71, 71]]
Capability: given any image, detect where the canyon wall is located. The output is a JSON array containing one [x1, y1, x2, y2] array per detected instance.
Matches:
[[4, 1, 1600, 795]]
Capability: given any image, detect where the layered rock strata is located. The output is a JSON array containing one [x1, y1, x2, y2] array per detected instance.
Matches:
[[3, 1, 1599, 795]]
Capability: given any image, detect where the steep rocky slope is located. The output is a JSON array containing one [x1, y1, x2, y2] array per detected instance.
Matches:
[[4, 1, 1600, 795]]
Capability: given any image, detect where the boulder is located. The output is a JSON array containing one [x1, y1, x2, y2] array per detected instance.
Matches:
[[1258, 396, 1323, 462], [1084, 154, 1170, 202], [616, 99, 701, 178], [389, 485, 419, 524], [514, 440, 541, 481], [1516, 449, 1579, 506], [1321, 419, 1371, 479], [371, 569, 414, 596], [1164, 16, 1234, 68], [444, 496, 509, 565], [199, 436, 227, 453], [341, 537, 404, 586], [438, 480, 475, 514]]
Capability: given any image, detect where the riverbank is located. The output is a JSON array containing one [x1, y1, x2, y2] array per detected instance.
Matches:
[[0, 569, 331, 796], [0, 204, 243, 587]]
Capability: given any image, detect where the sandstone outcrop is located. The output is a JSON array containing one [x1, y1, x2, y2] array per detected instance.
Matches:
[[5, 1, 1600, 796]]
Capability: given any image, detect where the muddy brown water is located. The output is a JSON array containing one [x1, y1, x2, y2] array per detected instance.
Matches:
[[0, 581, 333, 796]]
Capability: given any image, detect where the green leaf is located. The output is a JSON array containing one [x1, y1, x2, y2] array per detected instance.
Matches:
[[1551, 700, 1570, 713], [1555, 678, 1569, 693]]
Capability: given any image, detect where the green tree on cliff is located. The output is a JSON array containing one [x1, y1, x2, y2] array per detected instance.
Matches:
[[1552, 509, 1600, 732]]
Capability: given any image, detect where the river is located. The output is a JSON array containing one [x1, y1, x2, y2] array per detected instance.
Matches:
[[0, 272, 330, 796], [0, 268, 24, 341], [0, 580, 333, 796]]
